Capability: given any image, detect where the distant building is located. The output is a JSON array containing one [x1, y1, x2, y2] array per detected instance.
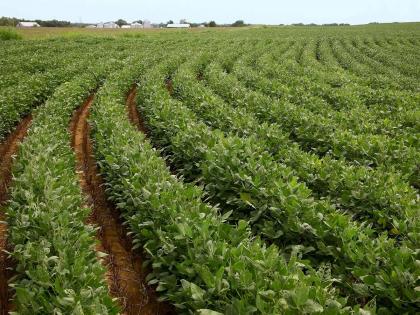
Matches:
[[121, 25, 131, 29], [198, 24, 206, 28], [96, 22, 104, 28], [143, 20, 152, 28], [16, 21, 40, 28], [86, 25, 97, 28], [167, 23, 190, 28], [103, 22, 119, 28], [131, 22, 143, 28]]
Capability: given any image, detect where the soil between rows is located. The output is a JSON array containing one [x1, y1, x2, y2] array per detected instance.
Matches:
[[127, 85, 149, 134], [0, 115, 32, 315], [127, 85, 148, 134], [70, 94, 169, 315]]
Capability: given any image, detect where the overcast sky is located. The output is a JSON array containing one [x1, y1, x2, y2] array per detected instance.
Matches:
[[1, 0, 419, 24]]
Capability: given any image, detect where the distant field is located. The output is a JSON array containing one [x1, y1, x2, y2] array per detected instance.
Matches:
[[0, 23, 419, 314], [2, 25, 256, 39], [2, 21, 419, 39]]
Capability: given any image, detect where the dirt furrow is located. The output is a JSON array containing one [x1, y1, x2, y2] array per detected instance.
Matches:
[[126, 85, 147, 134], [127, 86, 148, 134], [0, 115, 32, 315], [70, 95, 168, 315]]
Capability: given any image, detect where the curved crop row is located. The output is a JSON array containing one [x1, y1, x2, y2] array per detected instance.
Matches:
[[234, 41, 419, 143], [228, 57, 419, 186], [5, 69, 120, 314], [0, 39, 134, 142], [89, 56, 352, 315], [173, 57, 418, 236], [136, 57, 419, 312]]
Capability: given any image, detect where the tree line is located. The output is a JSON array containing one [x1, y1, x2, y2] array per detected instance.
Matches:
[[0, 16, 72, 27], [0, 16, 250, 28]]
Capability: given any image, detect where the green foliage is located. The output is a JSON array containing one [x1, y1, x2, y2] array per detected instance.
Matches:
[[0, 38, 131, 142], [199, 60, 418, 234], [6, 73, 119, 314], [0, 28, 22, 40], [90, 59, 351, 314], [1, 24, 419, 313], [35, 19, 71, 27], [0, 16, 20, 26], [115, 19, 127, 27], [136, 51, 419, 312], [232, 20, 246, 27]]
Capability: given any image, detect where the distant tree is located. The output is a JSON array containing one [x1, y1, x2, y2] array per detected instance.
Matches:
[[35, 19, 71, 27], [0, 16, 20, 26], [133, 20, 143, 24], [208, 21, 217, 27], [231, 20, 246, 27], [167, 20, 174, 24], [115, 19, 128, 27]]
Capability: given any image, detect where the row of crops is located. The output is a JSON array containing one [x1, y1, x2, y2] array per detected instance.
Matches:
[[0, 24, 419, 314]]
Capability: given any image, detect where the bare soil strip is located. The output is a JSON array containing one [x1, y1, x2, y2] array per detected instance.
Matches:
[[127, 86, 148, 134], [0, 116, 32, 315], [165, 79, 174, 96], [70, 95, 169, 315]]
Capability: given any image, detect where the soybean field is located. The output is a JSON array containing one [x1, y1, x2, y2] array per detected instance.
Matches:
[[0, 23, 419, 314]]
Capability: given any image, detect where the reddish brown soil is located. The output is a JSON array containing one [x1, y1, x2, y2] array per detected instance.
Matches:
[[165, 79, 174, 96], [70, 95, 170, 315], [127, 86, 148, 134], [0, 115, 32, 315]]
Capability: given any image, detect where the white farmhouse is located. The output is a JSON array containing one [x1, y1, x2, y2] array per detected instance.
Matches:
[[16, 21, 40, 28], [121, 25, 131, 29], [131, 22, 143, 28], [167, 23, 190, 28], [103, 22, 119, 28]]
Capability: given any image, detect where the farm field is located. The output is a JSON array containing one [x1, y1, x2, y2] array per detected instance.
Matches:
[[0, 23, 419, 314]]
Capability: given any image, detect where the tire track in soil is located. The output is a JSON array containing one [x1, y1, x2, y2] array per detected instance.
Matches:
[[0, 115, 32, 315], [127, 85, 148, 134], [125, 88, 178, 313], [70, 95, 170, 315]]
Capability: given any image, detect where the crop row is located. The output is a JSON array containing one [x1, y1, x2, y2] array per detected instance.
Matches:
[[352, 37, 419, 78], [0, 39, 133, 143], [227, 53, 419, 186], [231, 39, 419, 144], [245, 39, 419, 132], [338, 38, 418, 91], [173, 55, 418, 236], [136, 55, 418, 312], [328, 38, 419, 91], [1, 28, 418, 314], [89, 55, 352, 314], [5, 70, 119, 313]]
